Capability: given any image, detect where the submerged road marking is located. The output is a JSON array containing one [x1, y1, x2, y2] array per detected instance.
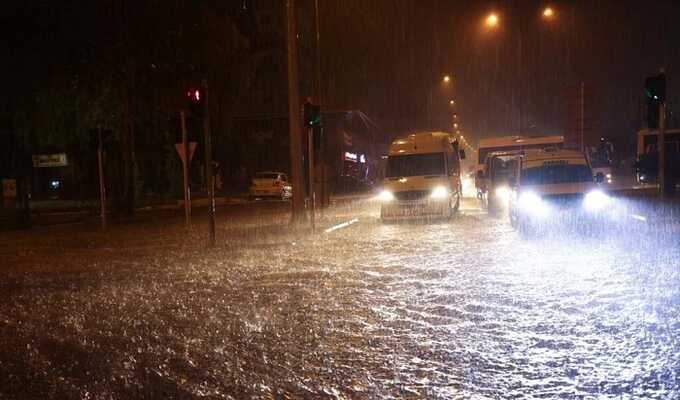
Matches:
[[630, 214, 647, 222], [325, 218, 359, 233]]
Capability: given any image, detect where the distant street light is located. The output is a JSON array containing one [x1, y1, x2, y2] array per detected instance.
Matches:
[[449, 99, 455, 106], [427, 74, 453, 128], [542, 7, 555, 19], [485, 12, 499, 28]]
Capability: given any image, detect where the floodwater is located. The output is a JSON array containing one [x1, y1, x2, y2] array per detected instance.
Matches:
[[1, 198, 679, 399]]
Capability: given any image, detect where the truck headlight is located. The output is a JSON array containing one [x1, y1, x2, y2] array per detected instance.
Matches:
[[583, 189, 610, 212], [376, 190, 394, 202], [430, 186, 449, 199]]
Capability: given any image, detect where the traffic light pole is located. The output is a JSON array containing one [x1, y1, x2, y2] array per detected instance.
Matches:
[[202, 80, 215, 245], [313, 0, 327, 211], [180, 110, 191, 229], [286, 0, 305, 224], [659, 102, 667, 198], [308, 127, 315, 232], [97, 126, 107, 230]]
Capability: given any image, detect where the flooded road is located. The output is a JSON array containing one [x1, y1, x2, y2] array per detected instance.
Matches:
[[1, 198, 679, 399]]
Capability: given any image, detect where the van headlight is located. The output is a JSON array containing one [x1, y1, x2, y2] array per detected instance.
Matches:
[[430, 186, 449, 199], [583, 190, 610, 212], [518, 191, 550, 217], [376, 190, 394, 202], [494, 186, 511, 202]]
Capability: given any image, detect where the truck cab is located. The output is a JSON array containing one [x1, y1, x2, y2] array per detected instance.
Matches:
[[378, 132, 465, 221]]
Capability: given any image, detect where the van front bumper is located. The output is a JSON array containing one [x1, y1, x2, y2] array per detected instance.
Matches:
[[380, 198, 450, 220]]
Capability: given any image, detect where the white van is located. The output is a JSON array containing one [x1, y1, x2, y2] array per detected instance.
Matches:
[[378, 132, 465, 221], [508, 148, 612, 234]]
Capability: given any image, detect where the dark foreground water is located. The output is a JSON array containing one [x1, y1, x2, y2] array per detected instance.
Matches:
[[1, 198, 678, 399]]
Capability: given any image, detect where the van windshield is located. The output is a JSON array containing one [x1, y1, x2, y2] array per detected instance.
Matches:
[[386, 153, 445, 177], [521, 163, 593, 185]]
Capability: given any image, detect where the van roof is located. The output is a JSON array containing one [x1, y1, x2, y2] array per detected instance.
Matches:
[[388, 131, 453, 155], [521, 148, 587, 163]]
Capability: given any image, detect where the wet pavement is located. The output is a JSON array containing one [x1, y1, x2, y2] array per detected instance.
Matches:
[[1, 197, 679, 399]]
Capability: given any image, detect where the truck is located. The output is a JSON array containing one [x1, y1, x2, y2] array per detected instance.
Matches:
[[377, 131, 465, 221], [476, 135, 564, 199]]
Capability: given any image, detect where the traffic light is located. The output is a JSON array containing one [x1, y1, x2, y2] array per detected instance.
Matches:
[[303, 102, 321, 127], [186, 88, 204, 117], [644, 73, 666, 128]]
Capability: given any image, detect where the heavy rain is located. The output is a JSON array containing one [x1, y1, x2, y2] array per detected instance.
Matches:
[[1, 1, 680, 399]]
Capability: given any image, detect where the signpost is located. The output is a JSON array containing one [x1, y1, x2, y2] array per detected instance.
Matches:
[[176, 110, 196, 229]]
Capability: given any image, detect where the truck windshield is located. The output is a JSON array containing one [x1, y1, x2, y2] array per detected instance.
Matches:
[[521, 164, 593, 185], [386, 153, 445, 177]]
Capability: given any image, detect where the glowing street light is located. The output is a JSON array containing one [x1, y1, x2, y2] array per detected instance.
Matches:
[[542, 7, 555, 19], [443, 75, 451, 84], [449, 99, 455, 106], [485, 12, 499, 28]]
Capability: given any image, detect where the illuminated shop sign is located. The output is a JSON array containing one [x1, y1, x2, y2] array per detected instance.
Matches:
[[344, 151, 358, 162]]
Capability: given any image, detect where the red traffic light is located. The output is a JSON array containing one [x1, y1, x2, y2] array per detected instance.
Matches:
[[186, 89, 201, 102]]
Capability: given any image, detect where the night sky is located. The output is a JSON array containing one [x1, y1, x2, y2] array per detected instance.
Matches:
[[2, 0, 680, 156], [318, 0, 680, 154]]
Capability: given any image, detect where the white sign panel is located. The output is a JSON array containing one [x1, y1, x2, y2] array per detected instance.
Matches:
[[32, 153, 68, 168]]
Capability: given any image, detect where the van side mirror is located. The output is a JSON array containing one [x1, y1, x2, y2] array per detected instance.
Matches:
[[594, 172, 604, 184], [459, 149, 466, 160]]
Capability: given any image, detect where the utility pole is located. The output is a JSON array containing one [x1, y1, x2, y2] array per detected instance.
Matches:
[[97, 126, 107, 230], [313, 0, 326, 210], [180, 110, 191, 229], [579, 82, 585, 152], [517, 26, 524, 134], [202, 79, 215, 245], [286, 0, 305, 223], [659, 102, 667, 198]]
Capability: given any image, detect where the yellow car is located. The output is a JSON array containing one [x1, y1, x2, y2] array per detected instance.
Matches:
[[248, 172, 292, 200]]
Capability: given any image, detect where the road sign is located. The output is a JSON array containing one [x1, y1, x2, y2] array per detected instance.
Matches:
[[32, 153, 68, 168], [2, 179, 16, 198], [175, 142, 197, 164]]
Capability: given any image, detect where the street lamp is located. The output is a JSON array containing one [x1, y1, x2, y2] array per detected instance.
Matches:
[[449, 99, 455, 106], [426, 74, 453, 129], [481, 7, 556, 133], [485, 12, 499, 28], [542, 7, 555, 19]]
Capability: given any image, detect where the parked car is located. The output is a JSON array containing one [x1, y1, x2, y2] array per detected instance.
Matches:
[[248, 172, 292, 200]]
